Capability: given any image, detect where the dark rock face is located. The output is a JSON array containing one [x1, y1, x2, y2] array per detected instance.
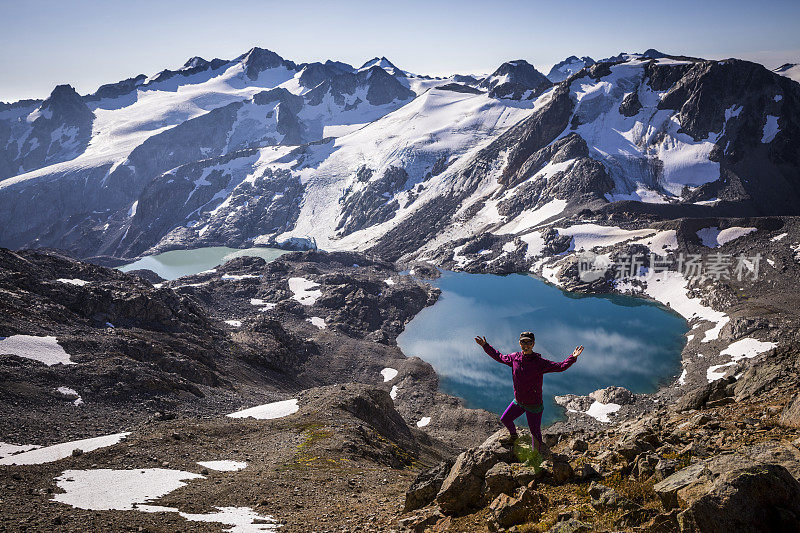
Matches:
[[618, 91, 642, 116], [435, 430, 516, 514], [0, 248, 234, 413], [678, 464, 800, 532], [337, 166, 409, 236], [453, 74, 480, 85], [238, 47, 296, 80], [0, 84, 94, 179], [780, 395, 800, 428], [480, 60, 553, 100], [435, 83, 483, 95], [404, 458, 455, 511]]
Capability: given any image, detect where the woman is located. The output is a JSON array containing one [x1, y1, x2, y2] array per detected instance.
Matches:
[[474, 331, 583, 456]]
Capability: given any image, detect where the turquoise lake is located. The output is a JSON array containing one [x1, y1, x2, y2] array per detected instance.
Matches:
[[397, 271, 688, 426], [118, 246, 287, 280]]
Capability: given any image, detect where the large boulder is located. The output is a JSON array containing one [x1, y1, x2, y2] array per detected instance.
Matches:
[[404, 458, 454, 511], [677, 464, 800, 532], [588, 481, 638, 511], [435, 430, 516, 514], [590, 386, 635, 405], [483, 462, 518, 502], [487, 486, 548, 531], [780, 395, 800, 428], [653, 463, 713, 510]]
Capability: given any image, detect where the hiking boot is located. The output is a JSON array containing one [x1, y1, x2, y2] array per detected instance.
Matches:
[[500, 432, 519, 445], [535, 440, 553, 460]]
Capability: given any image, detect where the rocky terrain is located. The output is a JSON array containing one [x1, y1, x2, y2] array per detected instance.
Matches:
[[0, 247, 500, 531], [2, 44, 800, 532]]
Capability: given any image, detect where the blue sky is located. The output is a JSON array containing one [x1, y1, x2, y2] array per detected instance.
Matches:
[[2, 0, 799, 102]]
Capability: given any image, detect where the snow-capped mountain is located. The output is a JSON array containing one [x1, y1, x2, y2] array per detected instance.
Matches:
[[478, 60, 552, 100], [546, 56, 595, 83], [774, 63, 800, 83], [0, 85, 94, 179], [0, 49, 798, 264], [358, 56, 410, 77]]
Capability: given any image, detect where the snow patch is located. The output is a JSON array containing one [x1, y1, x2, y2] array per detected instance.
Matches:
[[196, 460, 248, 472], [53, 468, 203, 510], [0, 432, 130, 465], [770, 232, 788, 242], [584, 401, 621, 423], [495, 198, 568, 235], [57, 278, 90, 286], [227, 399, 299, 420], [761, 115, 779, 143], [557, 224, 655, 251], [56, 386, 84, 406], [707, 338, 777, 382], [519, 231, 546, 258], [416, 417, 431, 427], [221, 274, 260, 281], [630, 230, 678, 253], [568, 400, 620, 423], [696, 227, 756, 247], [0, 335, 75, 366], [305, 316, 326, 329], [288, 277, 322, 305], [380, 367, 398, 382], [615, 271, 729, 343], [224, 320, 243, 327], [384, 278, 396, 285], [390, 385, 398, 400], [0, 442, 40, 460]]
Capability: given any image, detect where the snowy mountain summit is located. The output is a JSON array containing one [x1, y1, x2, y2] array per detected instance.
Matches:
[[546, 55, 595, 83], [479, 60, 552, 99]]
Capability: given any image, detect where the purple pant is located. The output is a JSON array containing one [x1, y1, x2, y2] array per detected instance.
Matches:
[[500, 401, 543, 445]]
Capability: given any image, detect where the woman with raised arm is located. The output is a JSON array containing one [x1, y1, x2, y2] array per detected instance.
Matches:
[[475, 331, 584, 457]]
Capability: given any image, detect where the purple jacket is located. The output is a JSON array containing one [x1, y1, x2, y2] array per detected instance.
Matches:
[[482, 343, 577, 405]]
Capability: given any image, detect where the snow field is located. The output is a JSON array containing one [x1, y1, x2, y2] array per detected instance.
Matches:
[[696, 226, 756, 248], [0, 335, 75, 366], [227, 398, 299, 419], [0, 432, 130, 465], [288, 277, 322, 305]]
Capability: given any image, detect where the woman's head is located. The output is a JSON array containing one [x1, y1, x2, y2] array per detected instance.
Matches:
[[519, 331, 535, 350]]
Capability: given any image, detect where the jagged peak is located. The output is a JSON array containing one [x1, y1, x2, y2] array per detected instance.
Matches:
[[237, 47, 294, 80], [182, 56, 209, 69], [358, 56, 400, 71]]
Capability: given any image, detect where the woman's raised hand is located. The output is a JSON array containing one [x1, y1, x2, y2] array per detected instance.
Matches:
[[474, 335, 488, 347], [571, 345, 584, 358]]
